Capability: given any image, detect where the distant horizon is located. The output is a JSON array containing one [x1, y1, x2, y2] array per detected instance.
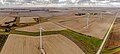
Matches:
[[0, 0, 120, 7], [0, 3, 120, 8]]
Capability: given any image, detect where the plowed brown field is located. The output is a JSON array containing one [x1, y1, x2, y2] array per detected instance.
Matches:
[[16, 22, 66, 32], [1, 34, 85, 54], [105, 18, 120, 54], [50, 13, 115, 39]]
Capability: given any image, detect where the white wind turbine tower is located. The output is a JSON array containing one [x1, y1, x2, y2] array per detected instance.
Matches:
[[40, 26, 45, 54], [86, 13, 90, 28]]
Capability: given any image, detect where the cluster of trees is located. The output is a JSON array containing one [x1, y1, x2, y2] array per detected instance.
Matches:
[[75, 13, 97, 16], [0, 34, 8, 51], [3, 17, 20, 32]]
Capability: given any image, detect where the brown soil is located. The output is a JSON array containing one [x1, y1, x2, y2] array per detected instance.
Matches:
[[0, 34, 85, 54], [114, 51, 120, 54], [20, 17, 36, 23], [105, 18, 120, 54], [50, 13, 115, 39], [16, 22, 66, 32]]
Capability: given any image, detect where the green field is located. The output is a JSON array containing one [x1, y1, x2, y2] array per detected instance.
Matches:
[[0, 33, 8, 52]]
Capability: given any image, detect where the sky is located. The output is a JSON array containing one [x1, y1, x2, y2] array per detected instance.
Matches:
[[0, 0, 120, 7], [0, 0, 120, 3]]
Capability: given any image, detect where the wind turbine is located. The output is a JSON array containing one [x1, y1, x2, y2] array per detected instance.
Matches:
[[87, 13, 90, 28], [84, 12, 90, 29], [39, 26, 45, 54]]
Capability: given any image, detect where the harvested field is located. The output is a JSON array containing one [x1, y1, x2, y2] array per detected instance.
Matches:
[[0, 17, 15, 25], [0, 34, 85, 54], [103, 18, 120, 54], [0, 17, 5, 25], [114, 51, 120, 54], [17, 10, 72, 18], [80, 14, 115, 39], [16, 22, 66, 32], [0, 13, 9, 16], [44, 34, 85, 54], [50, 13, 115, 39], [2, 17, 15, 23], [0, 34, 40, 54], [20, 17, 37, 23], [18, 12, 52, 17], [50, 13, 97, 31], [105, 18, 120, 48]]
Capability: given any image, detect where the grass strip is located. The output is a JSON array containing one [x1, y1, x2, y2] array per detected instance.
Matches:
[[0, 34, 8, 52], [103, 46, 120, 54]]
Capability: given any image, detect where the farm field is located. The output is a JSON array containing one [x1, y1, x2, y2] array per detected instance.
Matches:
[[10, 28, 102, 54], [19, 17, 36, 23], [79, 13, 115, 39], [0, 17, 15, 25], [0, 8, 119, 54], [49, 13, 115, 39], [11, 11, 107, 54], [0, 34, 85, 54], [0, 17, 5, 25], [0, 34, 41, 54], [103, 18, 120, 54], [16, 22, 66, 32]]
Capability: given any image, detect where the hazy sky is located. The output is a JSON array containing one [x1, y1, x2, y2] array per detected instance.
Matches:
[[0, 0, 120, 7], [1, 0, 120, 3], [59, 0, 76, 2]]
